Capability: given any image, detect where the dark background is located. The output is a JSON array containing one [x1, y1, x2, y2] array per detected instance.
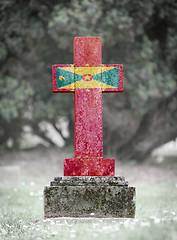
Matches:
[[0, 0, 177, 161]]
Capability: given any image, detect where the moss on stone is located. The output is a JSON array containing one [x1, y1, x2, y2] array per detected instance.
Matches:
[[44, 177, 136, 218]]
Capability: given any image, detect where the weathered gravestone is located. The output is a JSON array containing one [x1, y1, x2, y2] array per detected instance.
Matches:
[[44, 37, 136, 218]]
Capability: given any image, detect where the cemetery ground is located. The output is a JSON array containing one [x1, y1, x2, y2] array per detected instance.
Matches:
[[0, 147, 177, 240]]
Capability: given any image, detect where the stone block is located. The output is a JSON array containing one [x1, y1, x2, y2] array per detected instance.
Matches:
[[44, 176, 136, 218], [64, 158, 115, 176]]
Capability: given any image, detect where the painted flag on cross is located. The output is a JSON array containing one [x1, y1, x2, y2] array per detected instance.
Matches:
[[52, 65, 123, 93]]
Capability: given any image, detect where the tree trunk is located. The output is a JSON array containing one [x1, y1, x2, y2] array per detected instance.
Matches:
[[103, 89, 177, 161]]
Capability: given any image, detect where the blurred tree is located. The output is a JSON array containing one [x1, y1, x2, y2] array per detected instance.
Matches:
[[0, 0, 176, 161]]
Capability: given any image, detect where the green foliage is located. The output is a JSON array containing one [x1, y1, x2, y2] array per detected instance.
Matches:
[[0, 77, 34, 121], [0, 0, 176, 150]]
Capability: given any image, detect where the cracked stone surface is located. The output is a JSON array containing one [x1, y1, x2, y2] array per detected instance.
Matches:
[[44, 176, 136, 218]]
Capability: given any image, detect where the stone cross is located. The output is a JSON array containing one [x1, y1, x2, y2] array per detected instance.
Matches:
[[52, 37, 123, 176]]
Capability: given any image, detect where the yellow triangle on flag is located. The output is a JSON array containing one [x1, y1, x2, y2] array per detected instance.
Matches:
[[75, 80, 102, 88], [57, 66, 117, 75], [58, 80, 117, 89], [74, 67, 102, 76]]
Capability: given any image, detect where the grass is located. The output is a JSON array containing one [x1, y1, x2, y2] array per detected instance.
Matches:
[[0, 179, 177, 240], [0, 147, 177, 239]]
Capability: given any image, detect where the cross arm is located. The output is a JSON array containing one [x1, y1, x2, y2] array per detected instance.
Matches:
[[52, 64, 123, 93]]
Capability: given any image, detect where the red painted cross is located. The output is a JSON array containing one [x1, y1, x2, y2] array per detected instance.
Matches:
[[52, 37, 123, 176]]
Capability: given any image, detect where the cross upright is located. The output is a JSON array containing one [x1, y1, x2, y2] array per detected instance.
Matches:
[[52, 37, 123, 176]]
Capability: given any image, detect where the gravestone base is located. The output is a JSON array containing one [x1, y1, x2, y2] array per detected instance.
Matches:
[[44, 177, 136, 218]]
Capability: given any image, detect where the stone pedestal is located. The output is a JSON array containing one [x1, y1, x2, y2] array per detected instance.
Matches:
[[44, 177, 136, 218]]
